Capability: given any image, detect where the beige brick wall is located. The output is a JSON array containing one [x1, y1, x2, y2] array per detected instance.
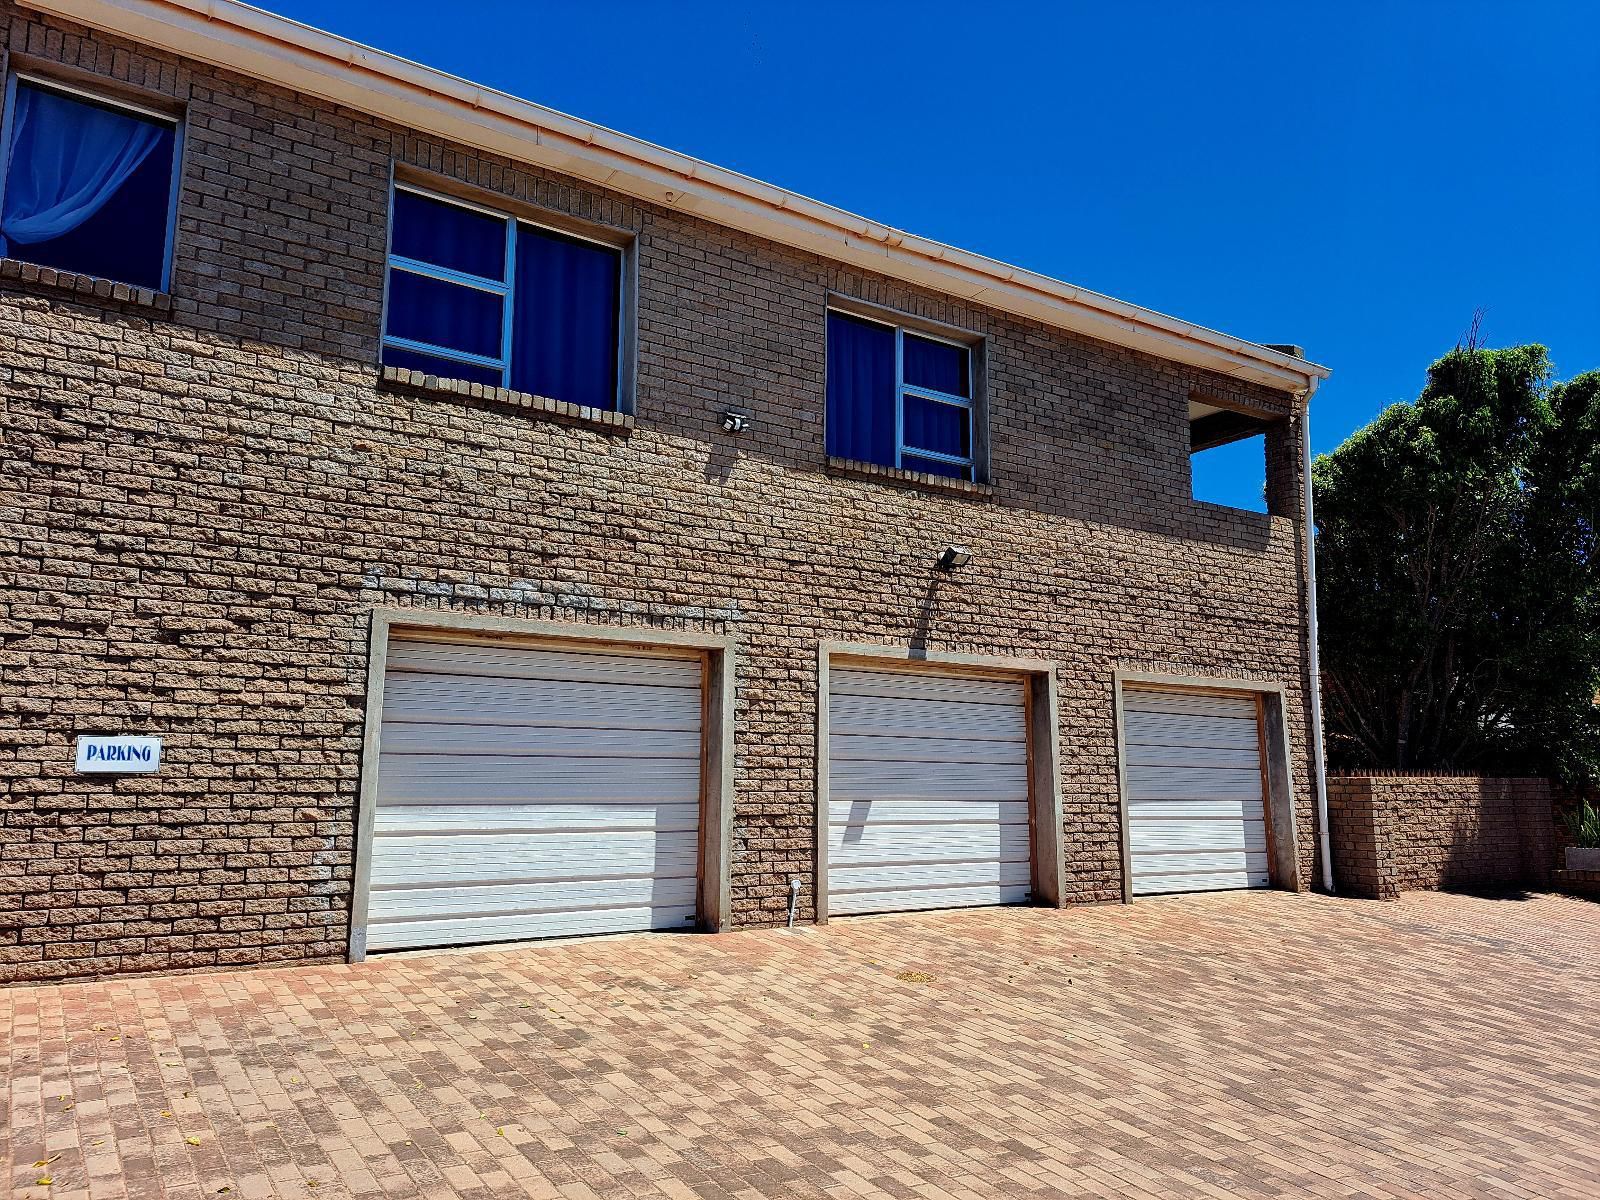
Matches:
[[1327, 775, 1555, 899], [0, 3, 1318, 982]]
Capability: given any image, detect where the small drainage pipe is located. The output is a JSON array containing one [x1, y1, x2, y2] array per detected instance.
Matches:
[[786, 878, 804, 928]]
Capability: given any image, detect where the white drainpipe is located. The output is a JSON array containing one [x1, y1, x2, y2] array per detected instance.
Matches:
[[1299, 380, 1335, 892]]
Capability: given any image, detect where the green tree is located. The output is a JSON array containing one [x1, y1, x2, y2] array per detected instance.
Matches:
[[1313, 344, 1600, 780]]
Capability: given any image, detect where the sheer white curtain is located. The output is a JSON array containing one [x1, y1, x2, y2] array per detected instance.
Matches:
[[0, 83, 164, 254]]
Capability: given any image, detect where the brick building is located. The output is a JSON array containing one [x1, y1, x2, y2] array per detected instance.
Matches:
[[1, 0, 1331, 983]]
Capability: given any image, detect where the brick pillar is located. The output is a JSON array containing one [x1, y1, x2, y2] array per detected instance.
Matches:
[[1326, 777, 1395, 899]]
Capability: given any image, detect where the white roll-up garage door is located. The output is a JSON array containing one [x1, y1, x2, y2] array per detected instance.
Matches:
[[1122, 686, 1269, 895], [826, 666, 1031, 916], [363, 638, 704, 951]]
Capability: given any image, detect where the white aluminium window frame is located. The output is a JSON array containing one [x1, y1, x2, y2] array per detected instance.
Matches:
[[381, 180, 516, 381], [380, 179, 627, 406], [895, 325, 975, 479], [830, 306, 976, 480]]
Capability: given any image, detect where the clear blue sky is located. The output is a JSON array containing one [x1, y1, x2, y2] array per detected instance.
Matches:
[[272, 0, 1599, 509]]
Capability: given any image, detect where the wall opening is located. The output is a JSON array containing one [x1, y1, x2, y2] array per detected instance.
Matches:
[[1191, 432, 1268, 512], [1189, 397, 1287, 514]]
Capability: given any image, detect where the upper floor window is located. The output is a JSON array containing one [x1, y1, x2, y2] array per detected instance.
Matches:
[[382, 183, 624, 412], [826, 309, 977, 480], [0, 75, 181, 292]]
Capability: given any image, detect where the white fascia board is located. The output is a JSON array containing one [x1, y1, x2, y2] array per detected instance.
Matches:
[[22, 0, 1330, 395]]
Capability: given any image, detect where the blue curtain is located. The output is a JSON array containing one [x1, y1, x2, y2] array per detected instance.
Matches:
[[390, 188, 506, 280], [385, 269, 504, 360], [902, 333, 969, 396], [826, 312, 896, 466], [510, 224, 620, 410], [902, 394, 969, 459], [2, 83, 164, 250]]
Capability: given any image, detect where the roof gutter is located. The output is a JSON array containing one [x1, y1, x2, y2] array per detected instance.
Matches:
[[23, 0, 1329, 394]]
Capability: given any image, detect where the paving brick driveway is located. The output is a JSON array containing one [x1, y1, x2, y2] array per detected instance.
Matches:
[[5, 890, 1599, 1200]]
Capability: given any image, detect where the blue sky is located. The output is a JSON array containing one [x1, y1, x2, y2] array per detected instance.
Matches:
[[272, 0, 1599, 509]]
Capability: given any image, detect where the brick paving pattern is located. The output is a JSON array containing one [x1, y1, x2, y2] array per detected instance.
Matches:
[[5, 891, 1599, 1199]]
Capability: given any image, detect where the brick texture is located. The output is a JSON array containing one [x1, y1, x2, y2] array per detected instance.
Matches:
[[0, 3, 1319, 982], [1327, 774, 1556, 899], [4, 894, 1600, 1198]]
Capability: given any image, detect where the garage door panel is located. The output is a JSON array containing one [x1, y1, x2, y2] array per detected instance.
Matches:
[[830, 882, 1030, 916], [1126, 765, 1264, 803], [1134, 849, 1269, 875], [382, 674, 701, 731], [367, 875, 698, 923], [367, 639, 704, 952], [1129, 798, 1262, 822], [1123, 711, 1260, 751], [826, 666, 1031, 917], [829, 759, 1029, 802], [829, 733, 1028, 766], [1131, 867, 1270, 895], [1129, 817, 1267, 853], [366, 902, 699, 952], [1123, 685, 1269, 897], [1124, 743, 1260, 769], [386, 640, 702, 687], [369, 829, 700, 887], [829, 693, 1025, 741], [1122, 691, 1258, 719], [827, 799, 1029, 826], [828, 822, 1030, 868], [829, 859, 1031, 894], [377, 755, 700, 805], [379, 721, 702, 759], [376, 801, 702, 835], [830, 669, 1024, 707]]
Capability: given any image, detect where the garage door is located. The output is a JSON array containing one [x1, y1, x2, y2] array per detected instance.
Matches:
[[1122, 686, 1269, 895], [363, 638, 704, 951], [827, 666, 1031, 916]]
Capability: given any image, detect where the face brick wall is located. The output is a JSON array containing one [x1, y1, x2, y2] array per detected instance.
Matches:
[[1326, 775, 1555, 900], [0, 3, 1318, 983]]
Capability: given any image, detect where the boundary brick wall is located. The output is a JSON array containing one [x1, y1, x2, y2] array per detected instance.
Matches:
[[0, 3, 1318, 982], [1327, 775, 1555, 900]]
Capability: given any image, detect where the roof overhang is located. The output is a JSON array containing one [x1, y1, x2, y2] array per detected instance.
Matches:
[[22, 0, 1331, 395], [1189, 400, 1277, 452]]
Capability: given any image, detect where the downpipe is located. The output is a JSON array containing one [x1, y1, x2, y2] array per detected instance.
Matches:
[[1300, 380, 1336, 892]]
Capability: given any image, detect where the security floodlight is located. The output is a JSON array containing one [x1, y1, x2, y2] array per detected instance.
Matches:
[[937, 545, 972, 570], [720, 408, 751, 433]]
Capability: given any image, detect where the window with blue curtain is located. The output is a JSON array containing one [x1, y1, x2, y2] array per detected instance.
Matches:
[[826, 309, 976, 480], [382, 184, 623, 410], [0, 77, 180, 291]]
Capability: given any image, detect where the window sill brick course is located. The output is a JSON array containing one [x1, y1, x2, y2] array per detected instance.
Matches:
[[0, 258, 171, 312], [378, 366, 635, 433], [825, 455, 995, 500]]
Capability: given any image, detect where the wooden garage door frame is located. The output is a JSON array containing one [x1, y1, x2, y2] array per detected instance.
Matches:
[[349, 610, 736, 961], [1112, 669, 1301, 902], [815, 642, 1064, 923]]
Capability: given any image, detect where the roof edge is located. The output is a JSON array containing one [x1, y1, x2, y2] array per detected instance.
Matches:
[[22, 0, 1331, 393]]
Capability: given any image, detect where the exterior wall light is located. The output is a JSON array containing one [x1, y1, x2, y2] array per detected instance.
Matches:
[[720, 407, 751, 433], [937, 545, 972, 570]]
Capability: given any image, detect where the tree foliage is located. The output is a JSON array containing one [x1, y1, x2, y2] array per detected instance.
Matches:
[[1313, 344, 1600, 780]]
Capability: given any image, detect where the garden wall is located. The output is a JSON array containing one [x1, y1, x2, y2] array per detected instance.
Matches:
[[1326, 774, 1555, 899]]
